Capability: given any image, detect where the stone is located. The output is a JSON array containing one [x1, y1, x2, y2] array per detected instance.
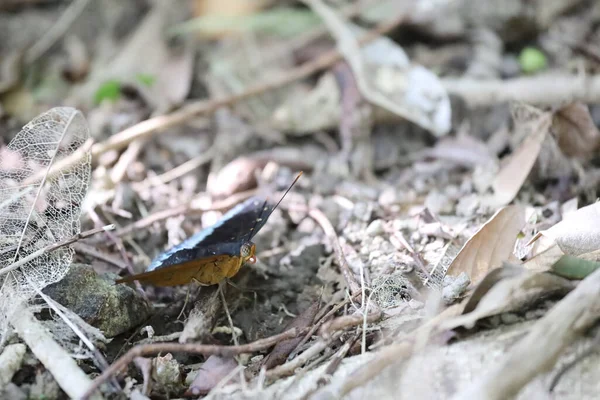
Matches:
[[43, 263, 151, 337]]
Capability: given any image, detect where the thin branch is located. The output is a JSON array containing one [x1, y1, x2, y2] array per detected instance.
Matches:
[[40, 13, 407, 180], [309, 208, 361, 295], [0, 225, 115, 277], [81, 327, 305, 400], [25, 0, 92, 63], [266, 339, 329, 380], [132, 147, 215, 192], [442, 74, 600, 107], [71, 242, 130, 270], [319, 310, 381, 337], [11, 306, 102, 400]]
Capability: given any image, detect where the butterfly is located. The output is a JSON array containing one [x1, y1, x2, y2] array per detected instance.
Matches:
[[115, 172, 302, 287]]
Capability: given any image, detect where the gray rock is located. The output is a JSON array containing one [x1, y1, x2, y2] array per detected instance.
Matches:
[[43, 263, 151, 337]]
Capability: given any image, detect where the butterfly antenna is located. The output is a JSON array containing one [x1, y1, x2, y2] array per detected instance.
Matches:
[[271, 171, 303, 214], [249, 171, 303, 239]]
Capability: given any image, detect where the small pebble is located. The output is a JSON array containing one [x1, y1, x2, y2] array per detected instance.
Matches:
[[500, 313, 521, 325], [366, 219, 385, 236]]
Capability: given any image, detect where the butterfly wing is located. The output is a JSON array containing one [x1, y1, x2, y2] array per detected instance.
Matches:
[[116, 253, 243, 287], [196, 196, 273, 247]]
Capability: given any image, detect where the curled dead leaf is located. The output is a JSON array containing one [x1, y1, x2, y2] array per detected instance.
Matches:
[[440, 270, 574, 331], [488, 105, 551, 206], [446, 205, 526, 284], [552, 103, 600, 159]]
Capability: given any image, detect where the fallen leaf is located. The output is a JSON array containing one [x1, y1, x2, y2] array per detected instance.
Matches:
[[422, 134, 495, 168], [446, 205, 526, 283], [440, 270, 574, 331], [536, 202, 600, 256], [306, 0, 451, 137], [262, 300, 320, 369], [552, 102, 600, 159], [185, 355, 238, 397], [489, 106, 552, 206], [522, 242, 565, 272], [462, 264, 524, 314]]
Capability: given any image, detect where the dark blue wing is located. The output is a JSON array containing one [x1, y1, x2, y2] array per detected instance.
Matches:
[[147, 196, 274, 272]]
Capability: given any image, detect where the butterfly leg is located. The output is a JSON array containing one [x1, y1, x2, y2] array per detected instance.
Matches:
[[218, 280, 240, 347]]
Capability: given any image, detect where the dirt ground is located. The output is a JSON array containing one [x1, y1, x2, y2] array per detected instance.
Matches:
[[1, 1, 600, 399]]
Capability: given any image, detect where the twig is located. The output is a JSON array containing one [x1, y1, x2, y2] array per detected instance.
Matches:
[[25, 0, 92, 63], [11, 306, 103, 400], [452, 266, 600, 400], [30, 281, 122, 392], [40, 13, 407, 180], [71, 242, 130, 270], [266, 339, 329, 380], [81, 327, 305, 400], [0, 225, 115, 277], [442, 74, 600, 107], [289, 292, 362, 360], [309, 208, 361, 295], [319, 310, 381, 337], [132, 147, 214, 192], [135, 332, 182, 346]]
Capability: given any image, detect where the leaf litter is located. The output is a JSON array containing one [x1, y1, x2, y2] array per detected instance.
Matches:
[[3, 1, 600, 399]]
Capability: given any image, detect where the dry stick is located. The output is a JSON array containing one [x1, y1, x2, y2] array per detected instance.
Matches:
[[266, 339, 330, 380], [289, 293, 360, 360], [0, 225, 115, 277], [452, 265, 600, 400], [11, 307, 103, 400], [24, 0, 92, 63], [81, 327, 305, 400], [41, 13, 407, 181], [132, 147, 215, 192], [442, 74, 600, 107], [319, 310, 382, 337], [71, 242, 130, 270], [309, 209, 361, 295]]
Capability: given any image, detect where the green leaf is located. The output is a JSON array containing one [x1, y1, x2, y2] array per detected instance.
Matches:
[[94, 80, 121, 104], [551, 255, 600, 280], [518, 47, 547, 74], [136, 73, 156, 87]]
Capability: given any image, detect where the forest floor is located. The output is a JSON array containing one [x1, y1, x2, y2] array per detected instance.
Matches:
[[1, 1, 600, 399]]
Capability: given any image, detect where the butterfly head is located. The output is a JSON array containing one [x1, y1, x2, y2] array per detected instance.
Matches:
[[240, 241, 257, 264]]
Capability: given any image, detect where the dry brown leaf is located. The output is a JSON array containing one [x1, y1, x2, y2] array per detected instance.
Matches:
[[446, 205, 526, 283], [522, 243, 565, 272], [489, 107, 552, 206], [439, 270, 574, 331], [262, 300, 320, 370], [185, 355, 238, 397], [462, 264, 524, 314], [552, 102, 600, 159]]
